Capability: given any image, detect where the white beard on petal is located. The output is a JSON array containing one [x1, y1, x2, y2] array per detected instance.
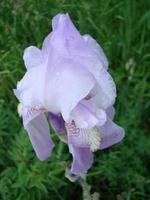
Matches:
[[79, 128, 101, 152], [66, 120, 101, 152]]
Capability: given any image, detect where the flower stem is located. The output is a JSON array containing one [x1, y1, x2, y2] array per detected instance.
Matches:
[[80, 177, 91, 200], [79, 177, 100, 200]]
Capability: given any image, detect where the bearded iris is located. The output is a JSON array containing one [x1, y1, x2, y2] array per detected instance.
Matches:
[[14, 13, 125, 177]]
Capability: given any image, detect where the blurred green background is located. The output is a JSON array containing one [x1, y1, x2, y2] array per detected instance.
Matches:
[[0, 0, 149, 199]]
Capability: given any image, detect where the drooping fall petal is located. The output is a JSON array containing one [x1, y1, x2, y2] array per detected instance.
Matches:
[[100, 118, 125, 149], [68, 144, 93, 176], [22, 107, 54, 161]]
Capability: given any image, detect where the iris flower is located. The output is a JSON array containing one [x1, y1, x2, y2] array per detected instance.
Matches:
[[14, 13, 125, 177]]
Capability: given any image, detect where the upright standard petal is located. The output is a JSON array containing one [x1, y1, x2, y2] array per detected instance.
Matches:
[[14, 62, 46, 109], [15, 13, 115, 114], [43, 58, 95, 121], [106, 106, 115, 120], [85, 67, 116, 109], [50, 13, 106, 69], [23, 46, 42, 70], [83, 34, 109, 69], [51, 13, 85, 55], [68, 144, 93, 176], [22, 107, 54, 161], [55, 16, 115, 109], [50, 14, 115, 109]]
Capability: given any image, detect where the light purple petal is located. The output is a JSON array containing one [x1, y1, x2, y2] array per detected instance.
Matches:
[[70, 102, 99, 129], [51, 13, 87, 56], [15, 13, 114, 115], [106, 106, 115, 120], [52, 13, 79, 36], [50, 13, 113, 106], [51, 13, 109, 67], [14, 64, 45, 108], [66, 121, 101, 151], [66, 122, 89, 148], [43, 59, 95, 121], [51, 14, 116, 109], [23, 46, 42, 70], [83, 34, 109, 69], [51, 14, 109, 68], [69, 100, 107, 129], [88, 69, 116, 109], [22, 108, 54, 161], [48, 113, 68, 144], [48, 112, 64, 133], [68, 144, 93, 176], [100, 119, 125, 149], [65, 99, 106, 149], [41, 33, 53, 62]]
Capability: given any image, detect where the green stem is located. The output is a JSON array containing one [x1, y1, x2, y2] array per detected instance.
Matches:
[[79, 177, 100, 200], [80, 177, 91, 200]]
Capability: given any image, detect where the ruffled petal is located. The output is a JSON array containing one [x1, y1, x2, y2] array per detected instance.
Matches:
[[15, 13, 117, 147], [100, 119, 125, 149], [68, 144, 93, 176], [22, 107, 54, 161], [23, 46, 42, 70], [15, 44, 95, 120], [87, 69, 116, 109], [106, 106, 115, 120], [83, 34, 108, 69], [43, 59, 95, 121], [15, 13, 114, 115], [70, 100, 107, 129], [51, 14, 116, 109], [41, 33, 53, 62], [14, 63, 45, 108]]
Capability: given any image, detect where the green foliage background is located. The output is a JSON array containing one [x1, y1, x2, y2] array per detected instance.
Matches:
[[0, 0, 149, 199]]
